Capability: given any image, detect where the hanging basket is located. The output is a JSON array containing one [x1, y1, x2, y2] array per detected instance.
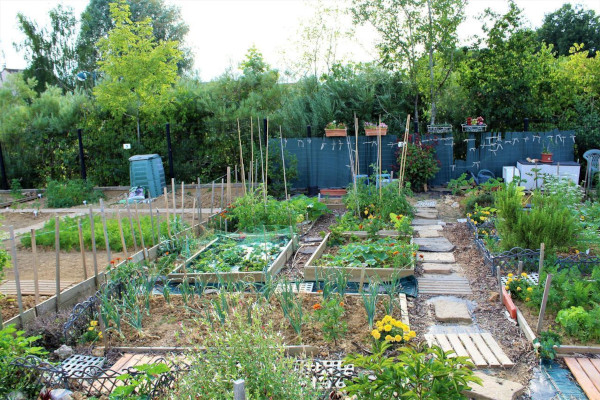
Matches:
[[365, 128, 387, 136]]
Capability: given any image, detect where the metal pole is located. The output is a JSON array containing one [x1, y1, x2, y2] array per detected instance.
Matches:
[[166, 123, 174, 180], [77, 128, 87, 180]]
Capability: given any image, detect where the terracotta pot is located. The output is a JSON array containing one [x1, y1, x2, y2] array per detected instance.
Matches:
[[365, 128, 387, 136], [325, 129, 347, 137], [540, 153, 553, 163]]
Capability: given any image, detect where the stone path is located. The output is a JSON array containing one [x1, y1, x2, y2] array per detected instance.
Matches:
[[412, 201, 523, 397]]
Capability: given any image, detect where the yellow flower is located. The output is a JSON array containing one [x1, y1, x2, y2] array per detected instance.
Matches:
[[364, 210, 369, 215], [90, 320, 98, 327], [473, 220, 478, 225], [408, 331, 416, 338], [98, 332, 103, 339], [527, 287, 533, 292], [385, 335, 393, 341], [383, 315, 392, 323], [384, 325, 392, 332], [507, 278, 512, 283], [505, 285, 509, 290], [521, 272, 528, 277], [371, 330, 381, 340], [507, 273, 514, 278], [516, 287, 522, 291], [576, 249, 580, 254], [88, 327, 94, 331], [395, 335, 402, 342], [525, 297, 531, 302]]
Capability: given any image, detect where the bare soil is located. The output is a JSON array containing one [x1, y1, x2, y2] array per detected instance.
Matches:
[[0, 294, 50, 321]]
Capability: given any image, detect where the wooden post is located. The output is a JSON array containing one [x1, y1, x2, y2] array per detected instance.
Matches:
[[265, 118, 269, 198], [54, 216, 61, 312], [537, 274, 553, 333], [149, 201, 156, 246], [496, 264, 503, 304], [99, 199, 111, 263], [233, 379, 246, 400], [220, 178, 225, 210], [250, 118, 254, 191], [181, 181, 185, 220], [210, 181, 215, 216], [126, 202, 139, 252], [197, 178, 203, 224], [9, 226, 24, 323], [164, 187, 172, 237], [191, 198, 196, 228], [280, 126, 288, 200], [517, 261, 523, 276], [135, 202, 146, 259], [31, 228, 40, 303], [171, 178, 176, 217], [116, 210, 128, 257], [538, 243, 545, 275], [156, 210, 161, 239], [235, 164, 238, 183], [88, 206, 99, 289], [355, 115, 359, 176], [77, 222, 88, 280], [227, 167, 231, 205], [237, 119, 247, 195]]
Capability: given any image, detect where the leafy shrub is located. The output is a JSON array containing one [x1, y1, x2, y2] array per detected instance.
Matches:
[[10, 178, 23, 199], [534, 331, 562, 360], [397, 142, 440, 191], [505, 272, 533, 301], [448, 173, 474, 195], [556, 306, 592, 340], [174, 308, 318, 399], [45, 179, 104, 208], [464, 193, 495, 214], [310, 296, 347, 344], [343, 176, 413, 221], [317, 237, 417, 269], [0, 325, 47, 398], [344, 342, 481, 399]]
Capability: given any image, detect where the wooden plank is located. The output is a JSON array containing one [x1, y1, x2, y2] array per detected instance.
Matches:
[[517, 309, 536, 343], [457, 334, 487, 367], [555, 345, 600, 355], [577, 358, 600, 393], [469, 334, 500, 367], [590, 359, 600, 376], [446, 333, 471, 359], [399, 294, 410, 328], [120, 353, 147, 372], [108, 353, 136, 374], [480, 332, 513, 367], [565, 357, 600, 400], [0, 280, 74, 295], [434, 334, 455, 356]]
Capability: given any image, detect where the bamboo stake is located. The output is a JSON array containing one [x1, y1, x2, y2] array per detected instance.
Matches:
[[280, 126, 288, 200], [378, 115, 382, 200], [210, 181, 215, 216], [164, 187, 172, 237], [258, 117, 265, 202], [265, 118, 269, 197], [537, 274, 553, 333], [171, 178, 176, 217], [99, 199, 111, 263], [180, 181, 184, 220], [191, 198, 196, 227], [149, 200, 156, 246], [355, 114, 359, 176], [135, 202, 146, 259], [227, 167, 232, 205], [538, 243, 545, 276], [197, 178, 203, 224], [399, 114, 411, 190], [237, 119, 247, 195], [250, 118, 254, 191], [31, 228, 40, 303], [126, 201, 139, 251], [88, 206, 99, 289], [116, 209, 128, 257], [77, 222, 88, 280], [9, 226, 24, 323], [54, 216, 61, 312]]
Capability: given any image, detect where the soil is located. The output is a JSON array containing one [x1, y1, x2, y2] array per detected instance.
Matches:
[[0, 294, 50, 321], [104, 293, 403, 359]]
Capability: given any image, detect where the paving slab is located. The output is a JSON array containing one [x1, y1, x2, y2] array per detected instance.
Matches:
[[412, 218, 444, 226], [462, 372, 525, 400], [422, 263, 454, 274], [416, 210, 439, 219], [433, 299, 472, 323], [417, 229, 442, 238], [413, 237, 455, 252], [413, 225, 443, 231], [418, 252, 455, 263], [415, 200, 437, 208]]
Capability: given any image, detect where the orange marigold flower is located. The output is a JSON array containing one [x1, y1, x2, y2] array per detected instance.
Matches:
[[316, 290, 323, 293], [312, 303, 322, 310], [392, 251, 399, 255], [339, 302, 344, 307], [110, 260, 115, 265], [419, 254, 424, 259], [127, 257, 133, 260], [165, 251, 169, 255]]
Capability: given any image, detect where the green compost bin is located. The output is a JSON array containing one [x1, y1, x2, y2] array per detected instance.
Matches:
[[129, 154, 167, 198]]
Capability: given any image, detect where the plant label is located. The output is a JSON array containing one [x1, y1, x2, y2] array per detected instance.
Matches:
[[123, 143, 131, 149]]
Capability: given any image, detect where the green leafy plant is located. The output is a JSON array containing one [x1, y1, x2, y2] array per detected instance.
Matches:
[[389, 212, 413, 236], [556, 306, 593, 341], [397, 142, 440, 191], [45, 179, 104, 208], [277, 280, 304, 335], [110, 363, 171, 399], [10, 179, 24, 199], [310, 296, 347, 344], [361, 278, 380, 329], [325, 121, 346, 129], [448, 173, 475, 195], [534, 331, 561, 360], [370, 314, 416, 344], [317, 237, 417, 269]]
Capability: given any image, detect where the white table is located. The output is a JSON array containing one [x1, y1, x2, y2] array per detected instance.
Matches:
[[516, 160, 580, 190]]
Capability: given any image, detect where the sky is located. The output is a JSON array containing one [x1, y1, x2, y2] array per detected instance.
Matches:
[[1, 0, 600, 81]]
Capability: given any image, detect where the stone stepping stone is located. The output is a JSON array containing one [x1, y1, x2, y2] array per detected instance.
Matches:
[[413, 225, 443, 231], [418, 274, 472, 295], [415, 200, 437, 208], [422, 263, 454, 274], [433, 298, 472, 323], [418, 252, 455, 263], [417, 229, 441, 238], [412, 218, 444, 226], [299, 247, 317, 255], [415, 210, 439, 219], [462, 372, 524, 399], [413, 237, 455, 252]]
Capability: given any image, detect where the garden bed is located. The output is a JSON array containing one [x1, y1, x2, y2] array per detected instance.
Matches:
[[304, 233, 416, 282], [167, 232, 297, 283]]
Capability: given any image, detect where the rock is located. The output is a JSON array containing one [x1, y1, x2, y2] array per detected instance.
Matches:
[[418, 252, 456, 263], [54, 345, 73, 360], [6, 391, 26, 400], [433, 299, 472, 323], [488, 291, 500, 302], [414, 200, 437, 208], [462, 372, 525, 400], [50, 389, 73, 400], [413, 237, 455, 252], [451, 202, 460, 208], [299, 247, 316, 255], [91, 348, 104, 357], [417, 229, 441, 238], [422, 263, 453, 274]]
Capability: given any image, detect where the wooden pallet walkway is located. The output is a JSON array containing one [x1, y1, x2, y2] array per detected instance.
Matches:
[[565, 357, 600, 400], [418, 275, 472, 295], [0, 280, 74, 295], [424, 333, 513, 368]]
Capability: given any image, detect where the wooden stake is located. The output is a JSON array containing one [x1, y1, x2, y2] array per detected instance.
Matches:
[[88, 206, 99, 289], [399, 114, 411, 190], [237, 119, 247, 195], [54, 216, 61, 312], [116, 209, 128, 257], [220, 178, 225, 211], [279, 126, 288, 200], [31, 228, 40, 303], [538, 243, 545, 276], [99, 199, 111, 263], [496, 264, 503, 305], [250, 118, 254, 190], [126, 201, 139, 251], [355, 115, 359, 176], [171, 178, 176, 217], [135, 202, 146, 258], [77, 222, 88, 280], [258, 117, 266, 202], [197, 178, 203, 223], [517, 261, 523, 276], [265, 118, 269, 197], [164, 187, 172, 237], [378, 115, 382, 200], [191, 198, 196, 228], [233, 379, 246, 400], [9, 226, 24, 323], [227, 167, 231, 205], [210, 181, 215, 216], [149, 201, 156, 246], [156, 210, 161, 239], [181, 181, 185, 220], [537, 273, 553, 333]]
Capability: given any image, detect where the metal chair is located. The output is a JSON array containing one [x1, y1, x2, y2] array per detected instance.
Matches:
[[583, 150, 600, 193]]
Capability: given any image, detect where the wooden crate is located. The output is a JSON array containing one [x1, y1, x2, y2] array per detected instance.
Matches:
[[167, 235, 297, 283], [304, 233, 415, 282]]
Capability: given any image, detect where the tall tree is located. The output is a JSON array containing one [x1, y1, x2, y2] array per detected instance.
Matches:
[[93, 0, 182, 143], [76, 0, 192, 74], [15, 5, 78, 93], [351, 0, 465, 125], [537, 4, 600, 57]]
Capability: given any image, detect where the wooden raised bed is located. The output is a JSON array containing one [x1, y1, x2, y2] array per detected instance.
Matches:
[[167, 234, 297, 283], [341, 230, 405, 238], [304, 233, 415, 282]]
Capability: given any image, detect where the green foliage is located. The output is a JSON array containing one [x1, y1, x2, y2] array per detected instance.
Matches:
[[175, 308, 318, 399], [317, 237, 417, 269], [399, 142, 440, 191], [111, 363, 171, 400], [505, 272, 533, 301], [310, 295, 348, 343], [448, 173, 474, 195], [534, 331, 562, 360], [389, 213, 413, 236], [343, 342, 482, 399], [464, 193, 495, 215], [556, 306, 594, 341], [45, 179, 104, 208], [343, 176, 413, 222], [10, 179, 24, 199], [0, 325, 47, 398]]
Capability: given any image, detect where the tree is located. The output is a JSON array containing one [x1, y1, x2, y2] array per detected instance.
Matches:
[[351, 0, 465, 125], [15, 5, 78, 93], [93, 0, 182, 143], [537, 4, 600, 57], [76, 0, 192, 74]]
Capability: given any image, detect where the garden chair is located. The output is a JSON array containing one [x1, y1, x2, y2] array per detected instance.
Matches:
[[583, 150, 600, 193]]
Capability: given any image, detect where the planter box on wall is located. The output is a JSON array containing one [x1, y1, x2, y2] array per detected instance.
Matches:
[[325, 129, 347, 137], [365, 128, 387, 136]]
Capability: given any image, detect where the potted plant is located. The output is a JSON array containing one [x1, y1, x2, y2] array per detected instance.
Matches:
[[365, 122, 388, 136], [325, 121, 347, 137], [541, 145, 553, 163]]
